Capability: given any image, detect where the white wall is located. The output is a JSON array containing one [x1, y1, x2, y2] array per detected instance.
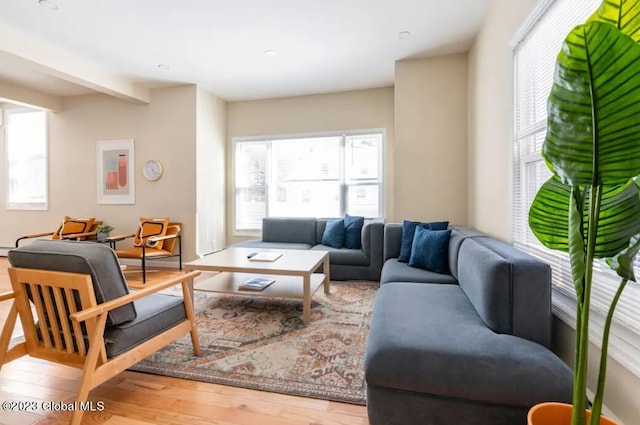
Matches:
[[394, 53, 468, 225], [225, 87, 395, 244], [467, 0, 536, 241], [196, 87, 226, 256], [468, 1, 640, 423], [0, 86, 200, 261]]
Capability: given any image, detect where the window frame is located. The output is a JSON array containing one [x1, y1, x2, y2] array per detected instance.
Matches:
[[511, 0, 640, 378], [4, 108, 49, 211], [232, 129, 385, 236]]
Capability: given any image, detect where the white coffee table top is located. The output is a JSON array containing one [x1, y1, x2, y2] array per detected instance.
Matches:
[[184, 247, 328, 275]]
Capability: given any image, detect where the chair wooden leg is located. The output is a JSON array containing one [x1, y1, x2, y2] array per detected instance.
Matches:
[[0, 303, 19, 370], [71, 313, 108, 425], [181, 282, 200, 356]]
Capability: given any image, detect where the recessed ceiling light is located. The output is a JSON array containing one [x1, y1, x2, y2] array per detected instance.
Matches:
[[264, 50, 276, 56], [157, 64, 171, 72], [399, 31, 412, 39], [38, 0, 59, 10]]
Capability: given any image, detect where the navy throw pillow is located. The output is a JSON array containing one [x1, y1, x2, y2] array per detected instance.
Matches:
[[343, 214, 365, 249], [408, 227, 452, 274], [398, 220, 449, 262], [322, 219, 345, 248]]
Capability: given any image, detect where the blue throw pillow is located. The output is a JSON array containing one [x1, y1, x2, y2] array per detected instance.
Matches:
[[408, 227, 452, 274], [343, 214, 365, 249], [322, 219, 345, 248], [398, 220, 449, 262]]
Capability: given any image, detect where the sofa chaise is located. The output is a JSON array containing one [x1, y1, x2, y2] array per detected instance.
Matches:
[[365, 224, 573, 425], [230, 217, 384, 281]]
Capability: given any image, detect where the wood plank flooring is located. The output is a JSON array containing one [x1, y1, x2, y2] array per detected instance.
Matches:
[[0, 257, 370, 425]]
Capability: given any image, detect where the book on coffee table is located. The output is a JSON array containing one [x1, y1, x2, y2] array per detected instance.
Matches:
[[239, 277, 276, 291], [248, 252, 283, 262]]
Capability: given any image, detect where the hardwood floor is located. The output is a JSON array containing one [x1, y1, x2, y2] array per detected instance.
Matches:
[[0, 257, 370, 425]]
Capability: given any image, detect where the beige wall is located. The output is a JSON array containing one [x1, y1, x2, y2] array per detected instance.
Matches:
[[0, 85, 200, 261], [225, 87, 394, 244], [196, 87, 226, 255], [393, 54, 468, 225], [470, 1, 640, 423], [467, 0, 536, 241]]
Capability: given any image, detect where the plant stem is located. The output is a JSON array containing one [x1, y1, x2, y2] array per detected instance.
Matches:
[[589, 278, 628, 425], [573, 185, 602, 425]]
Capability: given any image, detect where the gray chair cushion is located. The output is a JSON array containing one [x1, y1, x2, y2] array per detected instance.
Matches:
[[8, 239, 136, 326], [311, 245, 370, 266], [365, 282, 573, 409], [448, 226, 486, 280], [262, 217, 317, 245], [380, 259, 457, 285], [105, 293, 186, 357]]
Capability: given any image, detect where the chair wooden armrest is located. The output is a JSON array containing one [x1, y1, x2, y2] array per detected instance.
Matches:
[[71, 271, 201, 323], [0, 291, 15, 302], [15, 231, 56, 247], [146, 233, 180, 245], [105, 233, 136, 243], [61, 230, 98, 240]]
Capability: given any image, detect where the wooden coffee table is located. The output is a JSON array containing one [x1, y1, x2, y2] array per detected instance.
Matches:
[[184, 247, 330, 325]]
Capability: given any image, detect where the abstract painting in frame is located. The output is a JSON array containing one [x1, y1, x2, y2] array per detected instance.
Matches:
[[97, 139, 135, 204]]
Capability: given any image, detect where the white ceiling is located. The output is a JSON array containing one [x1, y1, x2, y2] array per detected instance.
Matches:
[[0, 0, 492, 102]]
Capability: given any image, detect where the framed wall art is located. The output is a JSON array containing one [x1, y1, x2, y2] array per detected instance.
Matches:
[[97, 139, 135, 204]]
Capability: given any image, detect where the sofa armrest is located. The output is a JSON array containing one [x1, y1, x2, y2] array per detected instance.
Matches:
[[383, 223, 403, 262]]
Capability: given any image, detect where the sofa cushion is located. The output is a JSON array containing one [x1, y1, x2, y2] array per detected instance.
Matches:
[[322, 219, 345, 248], [365, 283, 573, 409], [231, 240, 313, 250], [344, 214, 365, 249], [311, 244, 370, 266], [457, 238, 512, 335], [380, 259, 457, 285], [409, 228, 451, 274], [398, 220, 448, 262], [262, 217, 317, 245]]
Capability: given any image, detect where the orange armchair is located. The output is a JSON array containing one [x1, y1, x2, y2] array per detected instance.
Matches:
[[109, 218, 182, 283], [15, 216, 102, 247]]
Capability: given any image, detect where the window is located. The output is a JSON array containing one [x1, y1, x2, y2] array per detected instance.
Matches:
[[234, 131, 384, 232], [5, 109, 48, 210], [512, 0, 640, 376]]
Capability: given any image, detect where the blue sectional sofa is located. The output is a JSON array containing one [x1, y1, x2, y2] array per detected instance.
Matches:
[[365, 224, 573, 425], [230, 217, 384, 281]]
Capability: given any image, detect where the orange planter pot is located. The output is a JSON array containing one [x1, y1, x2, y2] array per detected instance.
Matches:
[[528, 402, 618, 425]]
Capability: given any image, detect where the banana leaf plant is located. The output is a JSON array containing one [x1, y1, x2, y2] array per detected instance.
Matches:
[[528, 1, 640, 424]]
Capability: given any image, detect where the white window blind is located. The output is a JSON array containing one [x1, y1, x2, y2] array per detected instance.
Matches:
[[512, 0, 640, 377], [5, 109, 48, 210], [233, 130, 384, 233]]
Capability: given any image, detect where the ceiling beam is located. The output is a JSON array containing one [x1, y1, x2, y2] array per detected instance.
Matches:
[[0, 80, 62, 111], [0, 25, 149, 104]]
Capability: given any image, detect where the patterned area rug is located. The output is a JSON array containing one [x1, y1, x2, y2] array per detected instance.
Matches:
[[130, 279, 378, 405]]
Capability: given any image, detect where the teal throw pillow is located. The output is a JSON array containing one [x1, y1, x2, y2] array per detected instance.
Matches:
[[343, 214, 365, 249], [398, 220, 449, 262], [408, 227, 452, 274], [322, 219, 345, 248]]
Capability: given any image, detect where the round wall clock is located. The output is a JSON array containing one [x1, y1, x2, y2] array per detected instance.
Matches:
[[143, 159, 163, 181]]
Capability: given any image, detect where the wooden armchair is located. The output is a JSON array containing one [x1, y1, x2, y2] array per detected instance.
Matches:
[[0, 240, 200, 425], [110, 218, 182, 283], [15, 216, 103, 247]]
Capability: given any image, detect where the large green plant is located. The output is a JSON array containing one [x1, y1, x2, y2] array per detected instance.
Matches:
[[528, 1, 640, 424]]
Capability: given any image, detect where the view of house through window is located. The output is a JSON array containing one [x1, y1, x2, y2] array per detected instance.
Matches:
[[234, 131, 383, 232], [5, 109, 48, 210]]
